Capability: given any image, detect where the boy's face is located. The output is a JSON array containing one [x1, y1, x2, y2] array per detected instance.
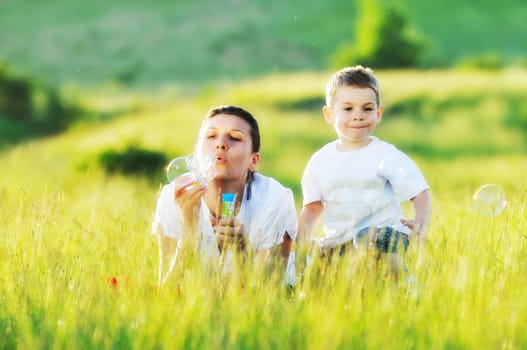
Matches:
[[323, 85, 383, 150]]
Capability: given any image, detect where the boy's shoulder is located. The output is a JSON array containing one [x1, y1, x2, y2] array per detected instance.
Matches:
[[310, 140, 338, 158], [310, 137, 399, 158], [370, 136, 398, 152]]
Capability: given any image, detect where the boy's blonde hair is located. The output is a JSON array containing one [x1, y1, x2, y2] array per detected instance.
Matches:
[[325, 65, 380, 107]]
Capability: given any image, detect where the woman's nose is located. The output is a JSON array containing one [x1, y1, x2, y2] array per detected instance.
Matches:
[[215, 135, 228, 150]]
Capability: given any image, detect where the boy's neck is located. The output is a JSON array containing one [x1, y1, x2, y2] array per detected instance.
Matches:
[[336, 136, 374, 151]]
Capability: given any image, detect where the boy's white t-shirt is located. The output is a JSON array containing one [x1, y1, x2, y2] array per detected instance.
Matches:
[[151, 173, 297, 257], [302, 136, 429, 248]]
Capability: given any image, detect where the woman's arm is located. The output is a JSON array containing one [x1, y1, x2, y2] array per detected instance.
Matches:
[[253, 231, 293, 269], [157, 232, 179, 287], [156, 175, 206, 286], [213, 217, 293, 279]]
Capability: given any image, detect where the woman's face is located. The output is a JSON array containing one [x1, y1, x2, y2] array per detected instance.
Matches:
[[198, 113, 259, 182]]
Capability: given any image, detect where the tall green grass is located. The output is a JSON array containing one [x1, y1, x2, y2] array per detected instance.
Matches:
[[1, 69, 527, 348]]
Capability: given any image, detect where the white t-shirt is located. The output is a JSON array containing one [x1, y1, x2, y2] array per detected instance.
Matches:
[[151, 173, 298, 257], [302, 136, 429, 248]]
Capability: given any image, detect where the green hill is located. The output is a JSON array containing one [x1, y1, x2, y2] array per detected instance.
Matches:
[[0, 0, 525, 87], [3, 68, 525, 193]]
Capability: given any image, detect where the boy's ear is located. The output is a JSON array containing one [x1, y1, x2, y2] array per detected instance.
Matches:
[[323, 105, 334, 124], [377, 106, 384, 123]]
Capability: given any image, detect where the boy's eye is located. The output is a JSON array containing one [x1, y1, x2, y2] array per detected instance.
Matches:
[[343, 107, 352, 111]]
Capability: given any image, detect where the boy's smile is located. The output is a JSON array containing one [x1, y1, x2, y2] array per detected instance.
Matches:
[[323, 85, 383, 151]]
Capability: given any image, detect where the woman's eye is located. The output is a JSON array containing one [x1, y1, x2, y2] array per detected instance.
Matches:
[[206, 134, 216, 139], [230, 136, 242, 141], [344, 107, 352, 111]]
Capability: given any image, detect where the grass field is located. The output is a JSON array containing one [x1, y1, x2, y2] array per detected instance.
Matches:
[[1, 67, 527, 348], [2, 0, 527, 348]]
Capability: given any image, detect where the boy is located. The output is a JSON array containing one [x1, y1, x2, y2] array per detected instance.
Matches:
[[297, 65, 431, 277]]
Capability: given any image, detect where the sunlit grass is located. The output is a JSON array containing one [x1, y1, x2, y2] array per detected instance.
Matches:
[[2, 184, 526, 348], [1, 70, 527, 348]]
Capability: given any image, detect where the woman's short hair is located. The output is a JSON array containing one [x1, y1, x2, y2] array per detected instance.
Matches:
[[205, 105, 260, 153]]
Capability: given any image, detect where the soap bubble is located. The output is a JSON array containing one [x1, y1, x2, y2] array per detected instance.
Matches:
[[166, 153, 217, 184], [193, 153, 216, 180], [377, 156, 404, 182], [166, 156, 192, 183], [473, 184, 507, 217]]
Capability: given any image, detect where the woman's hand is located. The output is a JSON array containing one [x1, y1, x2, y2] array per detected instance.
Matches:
[[212, 216, 247, 252], [173, 174, 206, 227]]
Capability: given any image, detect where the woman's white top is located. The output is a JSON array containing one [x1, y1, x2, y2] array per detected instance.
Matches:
[[151, 173, 297, 257], [301, 137, 429, 248]]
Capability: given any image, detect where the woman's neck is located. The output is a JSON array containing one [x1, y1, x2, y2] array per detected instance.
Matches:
[[203, 179, 246, 217]]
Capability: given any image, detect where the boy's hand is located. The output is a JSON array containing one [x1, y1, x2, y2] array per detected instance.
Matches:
[[408, 189, 431, 243], [295, 241, 316, 282], [401, 218, 426, 242]]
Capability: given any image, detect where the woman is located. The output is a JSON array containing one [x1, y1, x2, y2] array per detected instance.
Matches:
[[151, 105, 297, 285]]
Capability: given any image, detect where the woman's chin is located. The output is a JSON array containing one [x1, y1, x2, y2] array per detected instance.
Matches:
[[209, 174, 228, 181], [210, 173, 246, 183]]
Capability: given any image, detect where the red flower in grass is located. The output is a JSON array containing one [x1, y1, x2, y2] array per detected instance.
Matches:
[[106, 276, 119, 290], [105, 275, 159, 296]]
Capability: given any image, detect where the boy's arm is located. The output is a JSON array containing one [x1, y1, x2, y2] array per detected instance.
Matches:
[[402, 189, 432, 242], [296, 201, 324, 266], [297, 201, 324, 243]]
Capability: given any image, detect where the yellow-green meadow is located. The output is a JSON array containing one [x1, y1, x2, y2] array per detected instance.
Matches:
[[1, 69, 527, 349]]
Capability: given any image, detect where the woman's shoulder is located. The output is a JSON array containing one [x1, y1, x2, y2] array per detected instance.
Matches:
[[247, 174, 295, 213], [252, 173, 293, 197]]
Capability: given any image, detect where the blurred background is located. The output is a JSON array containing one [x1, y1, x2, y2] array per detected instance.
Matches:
[[1, 0, 526, 86], [1, 0, 526, 190]]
